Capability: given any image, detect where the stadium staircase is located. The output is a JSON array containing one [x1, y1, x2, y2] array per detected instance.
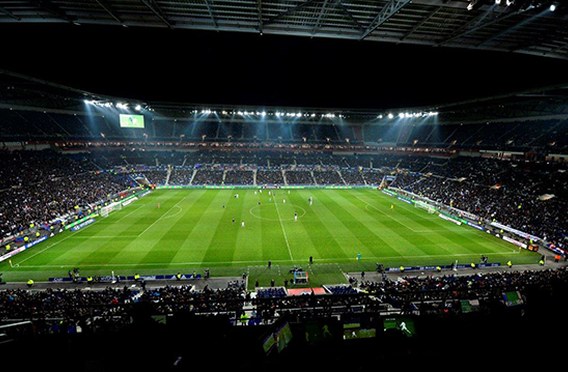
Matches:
[[253, 169, 257, 186], [397, 125, 413, 144], [494, 123, 521, 144], [165, 165, 172, 185], [189, 169, 197, 185], [442, 128, 458, 145], [222, 170, 227, 185], [423, 126, 436, 144], [310, 171, 317, 185], [282, 170, 288, 186], [418, 162, 430, 173], [527, 119, 562, 147], [46, 114, 72, 137], [337, 170, 347, 185], [462, 124, 486, 146]]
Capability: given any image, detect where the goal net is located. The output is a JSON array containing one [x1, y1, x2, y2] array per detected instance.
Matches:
[[414, 200, 436, 214], [100, 202, 122, 218]]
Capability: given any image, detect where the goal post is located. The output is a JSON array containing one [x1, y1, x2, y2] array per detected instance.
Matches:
[[100, 202, 122, 218], [415, 200, 436, 214]]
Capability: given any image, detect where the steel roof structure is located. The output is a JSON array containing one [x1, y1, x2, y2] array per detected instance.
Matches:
[[1, 1, 567, 59], [2, 69, 568, 124]]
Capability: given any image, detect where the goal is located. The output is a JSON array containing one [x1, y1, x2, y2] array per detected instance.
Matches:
[[100, 202, 122, 217], [414, 200, 436, 214]]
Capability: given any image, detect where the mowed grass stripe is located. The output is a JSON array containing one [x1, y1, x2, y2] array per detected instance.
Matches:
[[201, 190, 247, 263], [358, 189, 517, 256], [1, 189, 541, 283], [78, 191, 194, 265], [328, 190, 429, 257], [313, 190, 398, 259], [344, 190, 455, 257], [256, 192, 295, 262], [233, 191, 264, 263], [318, 189, 414, 257], [358, 189, 507, 255], [353, 190, 466, 256], [141, 190, 213, 265], [172, 190, 232, 263], [257, 191, 284, 263], [285, 191, 340, 264], [184, 191, 239, 263], [15, 192, 177, 266], [299, 190, 364, 260], [66, 194, 174, 266]]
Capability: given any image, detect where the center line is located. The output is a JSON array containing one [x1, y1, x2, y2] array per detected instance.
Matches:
[[273, 200, 294, 261]]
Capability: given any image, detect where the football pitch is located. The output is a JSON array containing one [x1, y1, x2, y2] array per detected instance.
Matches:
[[1, 189, 539, 286]]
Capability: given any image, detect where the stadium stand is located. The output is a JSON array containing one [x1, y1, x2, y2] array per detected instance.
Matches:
[[0, 85, 567, 371]]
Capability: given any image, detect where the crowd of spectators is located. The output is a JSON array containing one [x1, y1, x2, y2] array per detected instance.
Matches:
[[224, 170, 254, 185], [392, 157, 567, 245], [361, 267, 568, 314], [0, 150, 131, 239], [0, 266, 566, 332], [313, 170, 344, 185], [256, 169, 284, 185], [191, 169, 224, 185], [340, 169, 366, 185], [140, 169, 168, 185], [285, 170, 315, 185], [1, 149, 565, 250], [0, 284, 246, 330], [362, 169, 389, 185], [168, 168, 194, 185]]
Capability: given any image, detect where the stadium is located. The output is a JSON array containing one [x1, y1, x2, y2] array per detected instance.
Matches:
[[0, 1, 567, 370]]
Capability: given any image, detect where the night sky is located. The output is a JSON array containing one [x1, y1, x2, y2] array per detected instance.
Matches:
[[2, 23, 568, 109]]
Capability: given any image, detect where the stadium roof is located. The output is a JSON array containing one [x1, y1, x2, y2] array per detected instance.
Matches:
[[2, 69, 568, 123], [1, 0, 567, 60]]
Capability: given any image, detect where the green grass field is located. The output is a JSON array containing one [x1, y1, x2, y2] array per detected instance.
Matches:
[[0, 189, 539, 287]]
